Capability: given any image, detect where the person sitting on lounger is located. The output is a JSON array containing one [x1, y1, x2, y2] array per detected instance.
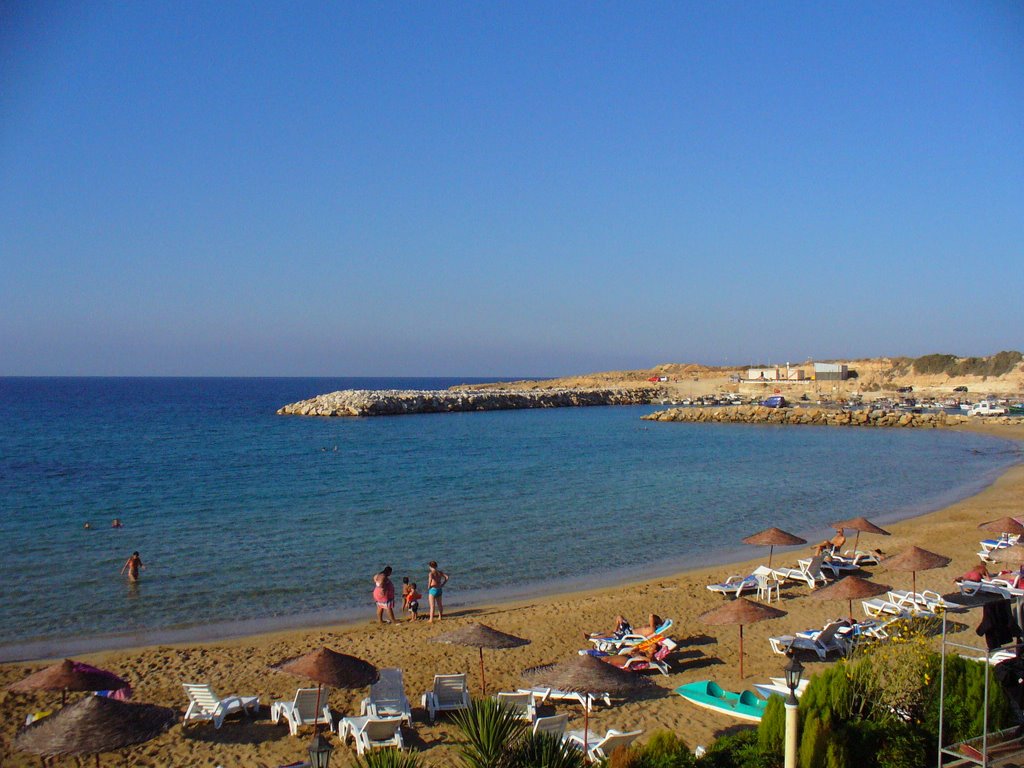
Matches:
[[598, 643, 659, 668], [585, 615, 632, 642], [956, 563, 991, 583], [814, 528, 846, 556]]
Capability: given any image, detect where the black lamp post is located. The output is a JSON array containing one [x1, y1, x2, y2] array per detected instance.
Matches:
[[784, 653, 804, 705], [308, 731, 334, 768]]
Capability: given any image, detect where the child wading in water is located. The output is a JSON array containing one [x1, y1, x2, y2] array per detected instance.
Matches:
[[121, 551, 144, 582], [402, 577, 421, 622]]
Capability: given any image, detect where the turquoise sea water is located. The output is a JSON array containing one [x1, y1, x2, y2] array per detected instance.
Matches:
[[0, 377, 1019, 661]]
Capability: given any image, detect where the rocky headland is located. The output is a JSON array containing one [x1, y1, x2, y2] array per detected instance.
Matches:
[[277, 387, 662, 417]]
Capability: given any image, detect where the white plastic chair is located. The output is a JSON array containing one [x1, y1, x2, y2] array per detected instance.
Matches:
[[494, 691, 536, 722], [339, 715, 404, 754], [270, 687, 333, 736], [533, 713, 569, 737], [753, 565, 780, 603], [182, 683, 259, 728], [421, 674, 470, 722]]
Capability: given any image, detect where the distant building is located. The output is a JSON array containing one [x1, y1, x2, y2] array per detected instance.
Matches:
[[746, 365, 806, 382], [814, 363, 849, 381]]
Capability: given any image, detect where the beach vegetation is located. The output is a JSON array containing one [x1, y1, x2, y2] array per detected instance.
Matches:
[[355, 748, 423, 768], [451, 697, 584, 768], [699, 729, 772, 768], [605, 729, 698, 767], [910, 350, 1022, 378]]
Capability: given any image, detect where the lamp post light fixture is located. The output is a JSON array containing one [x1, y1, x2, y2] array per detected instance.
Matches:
[[784, 653, 804, 768], [308, 731, 334, 768]]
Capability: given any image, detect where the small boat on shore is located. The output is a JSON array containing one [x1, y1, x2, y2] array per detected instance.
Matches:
[[675, 680, 769, 722]]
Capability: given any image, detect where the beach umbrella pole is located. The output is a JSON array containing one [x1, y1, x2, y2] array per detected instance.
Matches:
[[739, 625, 745, 679], [583, 695, 590, 764]]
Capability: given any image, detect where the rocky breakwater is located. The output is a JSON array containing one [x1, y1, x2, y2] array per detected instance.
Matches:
[[641, 405, 999, 428], [277, 388, 660, 417]]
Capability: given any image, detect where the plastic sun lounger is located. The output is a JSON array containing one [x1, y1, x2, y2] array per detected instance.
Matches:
[[840, 549, 883, 566], [270, 687, 333, 736], [493, 691, 536, 722], [580, 638, 677, 676], [532, 713, 569, 737], [768, 621, 849, 660], [182, 683, 260, 728], [589, 619, 674, 653], [886, 589, 965, 612], [706, 574, 758, 598], [421, 674, 470, 722], [360, 668, 412, 724], [772, 555, 830, 589], [518, 686, 611, 711], [338, 715, 404, 755], [563, 728, 643, 761], [959, 577, 1024, 600]]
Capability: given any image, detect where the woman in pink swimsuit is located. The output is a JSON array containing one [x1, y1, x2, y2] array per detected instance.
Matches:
[[373, 566, 396, 624]]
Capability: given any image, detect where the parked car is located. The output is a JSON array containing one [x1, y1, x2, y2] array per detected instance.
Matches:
[[953, 386, 968, 392], [969, 402, 1008, 417], [761, 395, 787, 408], [896, 386, 913, 393]]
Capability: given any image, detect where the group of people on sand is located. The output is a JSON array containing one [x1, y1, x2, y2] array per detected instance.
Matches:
[[373, 562, 448, 624], [584, 613, 665, 667]]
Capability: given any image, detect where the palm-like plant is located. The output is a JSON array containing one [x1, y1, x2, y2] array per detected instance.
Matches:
[[452, 698, 528, 768], [354, 747, 423, 768], [505, 731, 586, 768]]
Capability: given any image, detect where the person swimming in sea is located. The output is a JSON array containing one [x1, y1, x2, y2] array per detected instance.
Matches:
[[121, 551, 144, 582], [111, 518, 123, 529]]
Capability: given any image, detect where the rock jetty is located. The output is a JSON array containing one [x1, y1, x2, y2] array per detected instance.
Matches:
[[277, 388, 660, 417], [642, 405, 1020, 428]]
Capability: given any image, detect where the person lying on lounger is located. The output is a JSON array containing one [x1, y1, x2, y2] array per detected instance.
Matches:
[[584, 615, 632, 642], [956, 563, 991, 583]]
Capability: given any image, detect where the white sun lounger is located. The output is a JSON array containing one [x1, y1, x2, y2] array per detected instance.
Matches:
[[338, 715, 404, 754], [360, 668, 412, 724], [563, 729, 643, 761], [421, 674, 470, 722], [959, 577, 1024, 600], [270, 687, 333, 736], [768, 621, 849, 660], [772, 555, 831, 589], [182, 683, 260, 728], [533, 713, 569, 737], [493, 691, 536, 722], [706, 574, 758, 598], [518, 686, 611, 711]]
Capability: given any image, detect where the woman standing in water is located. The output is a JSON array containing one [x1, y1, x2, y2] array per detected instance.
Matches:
[[121, 551, 144, 582], [427, 561, 448, 623]]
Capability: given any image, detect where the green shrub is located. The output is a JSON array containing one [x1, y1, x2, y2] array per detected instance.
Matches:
[[609, 730, 697, 767], [452, 698, 528, 768], [913, 354, 958, 375], [701, 729, 771, 768], [355, 748, 423, 768], [505, 731, 585, 768], [756, 694, 785, 761]]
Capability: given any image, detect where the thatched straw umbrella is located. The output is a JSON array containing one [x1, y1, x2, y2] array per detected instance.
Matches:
[[272, 646, 378, 755], [979, 517, 1024, 539], [14, 695, 176, 767], [433, 623, 530, 695], [523, 654, 650, 762], [742, 528, 807, 568], [8, 659, 130, 705], [699, 597, 786, 679], [881, 546, 951, 597], [810, 575, 891, 621], [831, 516, 891, 556]]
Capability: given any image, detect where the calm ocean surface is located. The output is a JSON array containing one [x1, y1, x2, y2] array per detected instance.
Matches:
[[0, 377, 1019, 661]]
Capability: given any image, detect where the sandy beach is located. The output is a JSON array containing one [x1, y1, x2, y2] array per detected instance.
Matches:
[[2, 421, 1022, 767]]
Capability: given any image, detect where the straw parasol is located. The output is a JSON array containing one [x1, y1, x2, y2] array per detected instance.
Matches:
[[979, 517, 1024, 537], [881, 546, 951, 597], [433, 623, 530, 696], [14, 695, 176, 767], [995, 547, 1024, 566], [831, 516, 891, 556], [8, 659, 131, 705], [810, 575, 891, 620], [742, 528, 807, 568], [524, 653, 650, 762], [272, 647, 378, 742], [699, 597, 786, 679]]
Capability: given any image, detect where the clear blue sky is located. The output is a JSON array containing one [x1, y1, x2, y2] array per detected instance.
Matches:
[[2, 2, 1021, 376]]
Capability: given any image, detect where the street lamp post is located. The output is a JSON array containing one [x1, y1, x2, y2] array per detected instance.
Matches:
[[308, 730, 334, 768], [784, 653, 804, 768]]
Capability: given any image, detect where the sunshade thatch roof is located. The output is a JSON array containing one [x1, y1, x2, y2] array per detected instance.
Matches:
[[14, 696, 176, 757], [742, 528, 807, 547], [523, 654, 651, 696], [979, 517, 1024, 536], [8, 660, 129, 695], [433, 623, 530, 650], [831, 516, 891, 536], [699, 597, 787, 626], [881, 546, 951, 573], [809, 575, 891, 602], [995, 548, 1024, 565], [272, 647, 377, 689]]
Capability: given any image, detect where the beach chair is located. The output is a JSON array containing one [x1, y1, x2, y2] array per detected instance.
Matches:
[[959, 576, 1024, 600], [819, 554, 861, 578], [589, 618, 674, 653], [182, 682, 260, 728], [768, 621, 849, 660], [619, 639, 676, 675], [518, 686, 611, 711], [338, 715, 404, 754], [270, 687, 334, 736], [887, 589, 964, 613], [706, 574, 758, 598], [861, 598, 932, 619], [533, 713, 569, 737], [840, 549, 883, 566], [360, 668, 412, 724], [772, 555, 831, 589], [563, 728, 644, 761], [493, 691, 537, 721], [754, 565, 781, 603], [421, 674, 470, 722]]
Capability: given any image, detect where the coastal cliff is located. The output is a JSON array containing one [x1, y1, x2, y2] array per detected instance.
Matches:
[[642, 404, 1019, 428], [277, 387, 661, 417]]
